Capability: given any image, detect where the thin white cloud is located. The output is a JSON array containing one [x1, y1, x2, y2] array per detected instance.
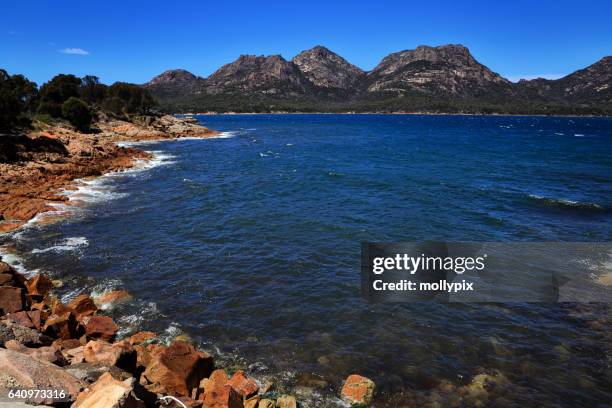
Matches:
[[60, 47, 90, 55], [506, 73, 564, 83]]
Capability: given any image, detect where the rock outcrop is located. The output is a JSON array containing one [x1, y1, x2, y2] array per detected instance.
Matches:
[[140, 340, 214, 396], [0, 115, 217, 234], [0, 348, 84, 405]]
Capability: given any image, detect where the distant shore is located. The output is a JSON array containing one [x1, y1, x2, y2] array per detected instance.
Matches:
[[178, 111, 612, 118]]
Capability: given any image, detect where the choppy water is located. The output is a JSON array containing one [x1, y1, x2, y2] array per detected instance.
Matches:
[[2, 115, 611, 407]]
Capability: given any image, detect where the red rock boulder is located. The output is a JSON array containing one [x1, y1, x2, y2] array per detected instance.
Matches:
[[26, 274, 53, 298], [141, 340, 214, 396], [227, 370, 259, 398], [199, 369, 243, 408], [84, 340, 137, 373], [68, 294, 98, 320], [0, 286, 25, 314], [82, 315, 118, 341]]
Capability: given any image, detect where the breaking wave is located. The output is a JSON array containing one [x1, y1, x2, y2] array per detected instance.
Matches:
[[31, 236, 89, 254]]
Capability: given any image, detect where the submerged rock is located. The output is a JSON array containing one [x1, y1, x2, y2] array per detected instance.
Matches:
[[275, 395, 297, 408], [93, 289, 133, 310], [128, 331, 156, 345], [341, 374, 375, 405], [258, 399, 275, 408]]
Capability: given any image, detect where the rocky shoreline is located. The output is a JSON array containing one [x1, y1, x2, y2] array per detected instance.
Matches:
[[0, 116, 375, 407], [0, 115, 218, 234]]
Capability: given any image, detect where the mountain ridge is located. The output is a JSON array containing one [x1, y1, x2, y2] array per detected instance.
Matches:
[[144, 45, 612, 115]]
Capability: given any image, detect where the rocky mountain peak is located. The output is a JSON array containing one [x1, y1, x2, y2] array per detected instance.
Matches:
[[205, 54, 311, 96], [367, 43, 509, 96], [292, 46, 365, 91], [145, 69, 201, 87]]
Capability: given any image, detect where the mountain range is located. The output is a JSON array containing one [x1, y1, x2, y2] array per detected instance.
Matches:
[[144, 45, 612, 115]]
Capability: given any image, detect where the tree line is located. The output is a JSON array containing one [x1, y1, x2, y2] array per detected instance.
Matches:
[[0, 69, 155, 133]]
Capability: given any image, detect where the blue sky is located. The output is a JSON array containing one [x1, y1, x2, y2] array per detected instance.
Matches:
[[2, 0, 611, 85]]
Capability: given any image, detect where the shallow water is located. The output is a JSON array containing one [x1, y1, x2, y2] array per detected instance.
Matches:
[[2, 115, 611, 406]]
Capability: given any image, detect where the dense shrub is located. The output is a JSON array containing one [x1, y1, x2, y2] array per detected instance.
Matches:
[[80, 75, 108, 103], [37, 74, 81, 117], [61, 97, 92, 131], [0, 69, 38, 132], [105, 82, 155, 114]]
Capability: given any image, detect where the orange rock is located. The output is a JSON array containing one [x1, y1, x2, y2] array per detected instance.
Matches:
[[244, 395, 260, 408], [199, 369, 243, 408], [129, 330, 156, 345], [68, 294, 98, 320], [26, 274, 54, 297], [0, 348, 84, 404], [228, 370, 259, 398], [83, 340, 136, 372], [0, 286, 25, 315], [82, 315, 118, 341], [0, 273, 12, 285], [5, 340, 67, 366], [93, 289, 132, 309], [5, 311, 34, 328], [72, 372, 145, 408], [0, 221, 25, 233], [27, 310, 44, 331], [141, 340, 214, 397], [341, 374, 375, 405], [43, 309, 79, 340]]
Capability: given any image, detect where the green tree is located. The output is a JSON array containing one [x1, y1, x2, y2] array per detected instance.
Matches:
[[105, 82, 155, 114], [0, 69, 38, 132], [38, 74, 81, 117], [61, 97, 92, 132], [80, 75, 108, 103]]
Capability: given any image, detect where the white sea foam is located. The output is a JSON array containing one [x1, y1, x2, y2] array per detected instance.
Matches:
[[31, 236, 89, 254], [0, 247, 40, 277], [574, 133, 585, 137], [115, 301, 161, 338]]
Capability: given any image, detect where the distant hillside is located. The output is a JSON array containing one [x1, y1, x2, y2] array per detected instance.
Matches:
[[144, 45, 612, 115]]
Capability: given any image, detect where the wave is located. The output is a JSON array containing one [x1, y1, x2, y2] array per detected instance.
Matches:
[[527, 194, 607, 212], [31, 236, 89, 254], [0, 246, 41, 277]]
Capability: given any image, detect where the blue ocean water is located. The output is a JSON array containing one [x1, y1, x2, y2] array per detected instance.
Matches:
[[2, 115, 611, 406]]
